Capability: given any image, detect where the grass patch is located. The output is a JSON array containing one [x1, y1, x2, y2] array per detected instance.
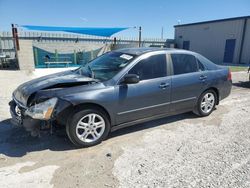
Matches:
[[229, 66, 248, 72]]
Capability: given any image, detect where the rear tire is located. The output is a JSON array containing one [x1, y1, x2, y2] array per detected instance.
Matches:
[[66, 108, 110, 147], [195, 90, 217, 117]]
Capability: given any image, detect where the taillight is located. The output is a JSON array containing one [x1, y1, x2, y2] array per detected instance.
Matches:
[[227, 70, 232, 81]]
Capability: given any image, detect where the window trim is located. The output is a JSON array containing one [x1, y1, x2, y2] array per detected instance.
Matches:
[[196, 58, 206, 71], [117, 51, 169, 85]]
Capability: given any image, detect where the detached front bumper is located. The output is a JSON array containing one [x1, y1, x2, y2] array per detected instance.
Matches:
[[9, 97, 72, 136], [9, 100, 46, 136]]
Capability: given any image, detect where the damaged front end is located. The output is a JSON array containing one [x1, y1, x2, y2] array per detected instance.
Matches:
[[9, 96, 72, 136], [9, 70, 97, 136]]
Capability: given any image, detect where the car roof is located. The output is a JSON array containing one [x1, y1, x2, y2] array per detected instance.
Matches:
[[114, 47, 195, 56]]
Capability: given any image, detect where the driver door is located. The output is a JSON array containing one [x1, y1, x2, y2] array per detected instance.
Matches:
[[114, 53, 171, 125]]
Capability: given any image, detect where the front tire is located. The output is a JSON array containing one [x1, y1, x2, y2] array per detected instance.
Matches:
[[66, 108, 110, 147], [195, 90, 217, 117]]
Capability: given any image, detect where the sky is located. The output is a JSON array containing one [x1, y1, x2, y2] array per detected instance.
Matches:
[[0, 0, 249, 39]]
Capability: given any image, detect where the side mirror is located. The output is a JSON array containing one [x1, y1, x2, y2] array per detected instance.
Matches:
[[123, 74, 140, 84]]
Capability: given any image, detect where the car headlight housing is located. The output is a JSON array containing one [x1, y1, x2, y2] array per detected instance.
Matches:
[[25, 98, 58, 120]]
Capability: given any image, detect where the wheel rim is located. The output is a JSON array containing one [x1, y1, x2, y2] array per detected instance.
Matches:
[[76, 113, 105, 143], [201, 92, 215, 114]]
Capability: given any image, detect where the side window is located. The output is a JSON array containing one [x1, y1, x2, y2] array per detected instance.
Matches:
[[128, 54, 167, 80], [171, 54, 198, 75]]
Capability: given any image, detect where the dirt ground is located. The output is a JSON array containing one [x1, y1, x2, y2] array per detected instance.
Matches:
[[0, 70, 249, 188]]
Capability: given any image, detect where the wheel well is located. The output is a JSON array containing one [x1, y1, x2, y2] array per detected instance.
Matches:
[[69, 103, 111, 124], [205, 87, 219, 105]]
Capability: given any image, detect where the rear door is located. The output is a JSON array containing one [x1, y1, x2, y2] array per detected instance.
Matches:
[[170, 53, 207, 113], [115, 53, 171, 124]]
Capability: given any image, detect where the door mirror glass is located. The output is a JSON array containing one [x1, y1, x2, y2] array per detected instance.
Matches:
[[123, 74, 140, 84]]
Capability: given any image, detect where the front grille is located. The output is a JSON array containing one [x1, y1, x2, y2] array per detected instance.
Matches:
[[11, 97, 27, 118], [9, 100, 25, 125]]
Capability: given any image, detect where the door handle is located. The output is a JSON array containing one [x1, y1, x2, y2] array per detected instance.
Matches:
[[199, 75, 207, 80], [159, 83, 170, 89]]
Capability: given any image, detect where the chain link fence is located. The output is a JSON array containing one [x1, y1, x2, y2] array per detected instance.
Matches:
[[0, 31, 166, 69]]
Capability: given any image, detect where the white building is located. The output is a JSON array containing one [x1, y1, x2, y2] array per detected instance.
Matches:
[[174, 16, 250, 64]]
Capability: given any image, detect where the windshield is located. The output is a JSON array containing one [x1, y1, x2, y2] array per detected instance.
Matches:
[[77, 51, 136, 81]]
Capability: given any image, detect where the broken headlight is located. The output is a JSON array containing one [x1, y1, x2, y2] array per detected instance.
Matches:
[[25, 98, 58, 120]]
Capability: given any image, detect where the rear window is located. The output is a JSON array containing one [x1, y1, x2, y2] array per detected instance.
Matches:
[[171, 54, 198, 75], [196, 54, 218, 70]]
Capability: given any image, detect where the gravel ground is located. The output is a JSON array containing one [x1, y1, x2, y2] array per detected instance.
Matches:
[[0, 70, 249, 188]]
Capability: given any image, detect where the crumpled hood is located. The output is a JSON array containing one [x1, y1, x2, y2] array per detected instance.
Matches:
[[13, 70, 96, 106]]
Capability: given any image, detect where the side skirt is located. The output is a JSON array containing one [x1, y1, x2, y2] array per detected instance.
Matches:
[[111, 109, 190, 132]]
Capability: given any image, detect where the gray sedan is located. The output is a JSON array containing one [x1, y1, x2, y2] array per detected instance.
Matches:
[[10, 48, 232, 147]]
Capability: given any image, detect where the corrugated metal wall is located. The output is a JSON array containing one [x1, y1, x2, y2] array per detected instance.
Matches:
[[241, 19, 250, 64], [175, 19, 250, 64]]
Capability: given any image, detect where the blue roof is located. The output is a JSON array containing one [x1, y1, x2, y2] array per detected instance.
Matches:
[[21, 25, 129, 37]]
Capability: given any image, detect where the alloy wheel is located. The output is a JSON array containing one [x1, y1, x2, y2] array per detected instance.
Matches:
[[76, 113, 105, 143], [200, 92, 215, 114]]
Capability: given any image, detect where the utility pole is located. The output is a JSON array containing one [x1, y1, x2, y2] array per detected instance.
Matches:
[[0, 34, 2, 54], [161, 27, 164, 39], [11, 24, 20, 69], [138, 26, 142, 47], [11, 24, 20, 51]]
